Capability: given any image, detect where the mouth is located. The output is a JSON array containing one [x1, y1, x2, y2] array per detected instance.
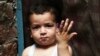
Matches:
[[40, 37, 48, 41]]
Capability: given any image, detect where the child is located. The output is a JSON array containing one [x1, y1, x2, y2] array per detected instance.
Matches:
[[22, 2, 77, 56]]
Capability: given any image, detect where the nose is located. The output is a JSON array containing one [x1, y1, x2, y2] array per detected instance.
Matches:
[[40, 26, 47, 35]]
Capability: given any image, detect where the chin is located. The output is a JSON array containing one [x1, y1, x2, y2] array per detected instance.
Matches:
[[39, 43, 52, 46], [36, 42, 56, 48]]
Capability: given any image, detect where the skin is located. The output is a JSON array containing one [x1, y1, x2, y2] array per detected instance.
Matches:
[[22, 12, 77, 56], [30, 12, 57, 47]]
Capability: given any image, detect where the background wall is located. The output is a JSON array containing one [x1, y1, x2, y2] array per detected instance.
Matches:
[[0, 0, 17, 56]]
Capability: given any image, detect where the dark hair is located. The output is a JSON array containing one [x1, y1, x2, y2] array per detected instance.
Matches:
[[27, 0, 63, 26], [29, 4, 58, 21]]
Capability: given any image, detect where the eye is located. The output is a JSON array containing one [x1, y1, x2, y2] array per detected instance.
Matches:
[[31, 25, 40, 29], [45, 23, 54, 27]]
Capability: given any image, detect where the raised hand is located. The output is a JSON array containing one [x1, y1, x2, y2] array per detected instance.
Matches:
[[56, 18, 77, 45]]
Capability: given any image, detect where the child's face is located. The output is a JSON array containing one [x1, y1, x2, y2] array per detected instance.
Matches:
[[29, 12, 57, 46]]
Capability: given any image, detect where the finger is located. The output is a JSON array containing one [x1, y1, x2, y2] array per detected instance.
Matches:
[[56, 28, 61, 40], [56, 28, 60, 34], [63, 18, 69, 32], [56, 23, 59, 28], [59, 20, 64, 31], [68, 32, 77, 40], [62, 19, 69, 34], [67, 21, 74, 33]]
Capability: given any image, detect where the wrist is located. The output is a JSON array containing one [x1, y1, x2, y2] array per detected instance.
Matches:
[[58, 43, 69, 49], [58, 44, 72, 55]]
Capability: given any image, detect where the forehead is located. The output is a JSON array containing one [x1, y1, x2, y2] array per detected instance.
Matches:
[[29, 12, 55, 23]]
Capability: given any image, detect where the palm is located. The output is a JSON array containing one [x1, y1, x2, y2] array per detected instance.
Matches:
[[56, 19, 77, 44]]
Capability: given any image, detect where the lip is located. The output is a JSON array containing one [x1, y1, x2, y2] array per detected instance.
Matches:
[[40, 37, 48, 41], [40, 36, 48, 38]]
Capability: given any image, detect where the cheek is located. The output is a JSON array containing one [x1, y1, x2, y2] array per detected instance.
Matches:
[[49, 30, 56, 43], [31, 30, 40, 42], [48, 28, 56, 37], [31, 30, 39, 38]]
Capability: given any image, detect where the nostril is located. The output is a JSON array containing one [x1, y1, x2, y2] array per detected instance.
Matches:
[[40, 33, 46, 35], [40, 27, 46, 35]]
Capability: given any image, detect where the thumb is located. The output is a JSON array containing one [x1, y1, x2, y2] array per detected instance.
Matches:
[[68, 32, 77, 40]]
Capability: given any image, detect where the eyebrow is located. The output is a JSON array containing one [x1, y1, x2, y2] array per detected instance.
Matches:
[[31, 21, 55, 24]]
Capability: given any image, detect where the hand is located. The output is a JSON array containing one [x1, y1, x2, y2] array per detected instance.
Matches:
[[56, 18, 77, 45]]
